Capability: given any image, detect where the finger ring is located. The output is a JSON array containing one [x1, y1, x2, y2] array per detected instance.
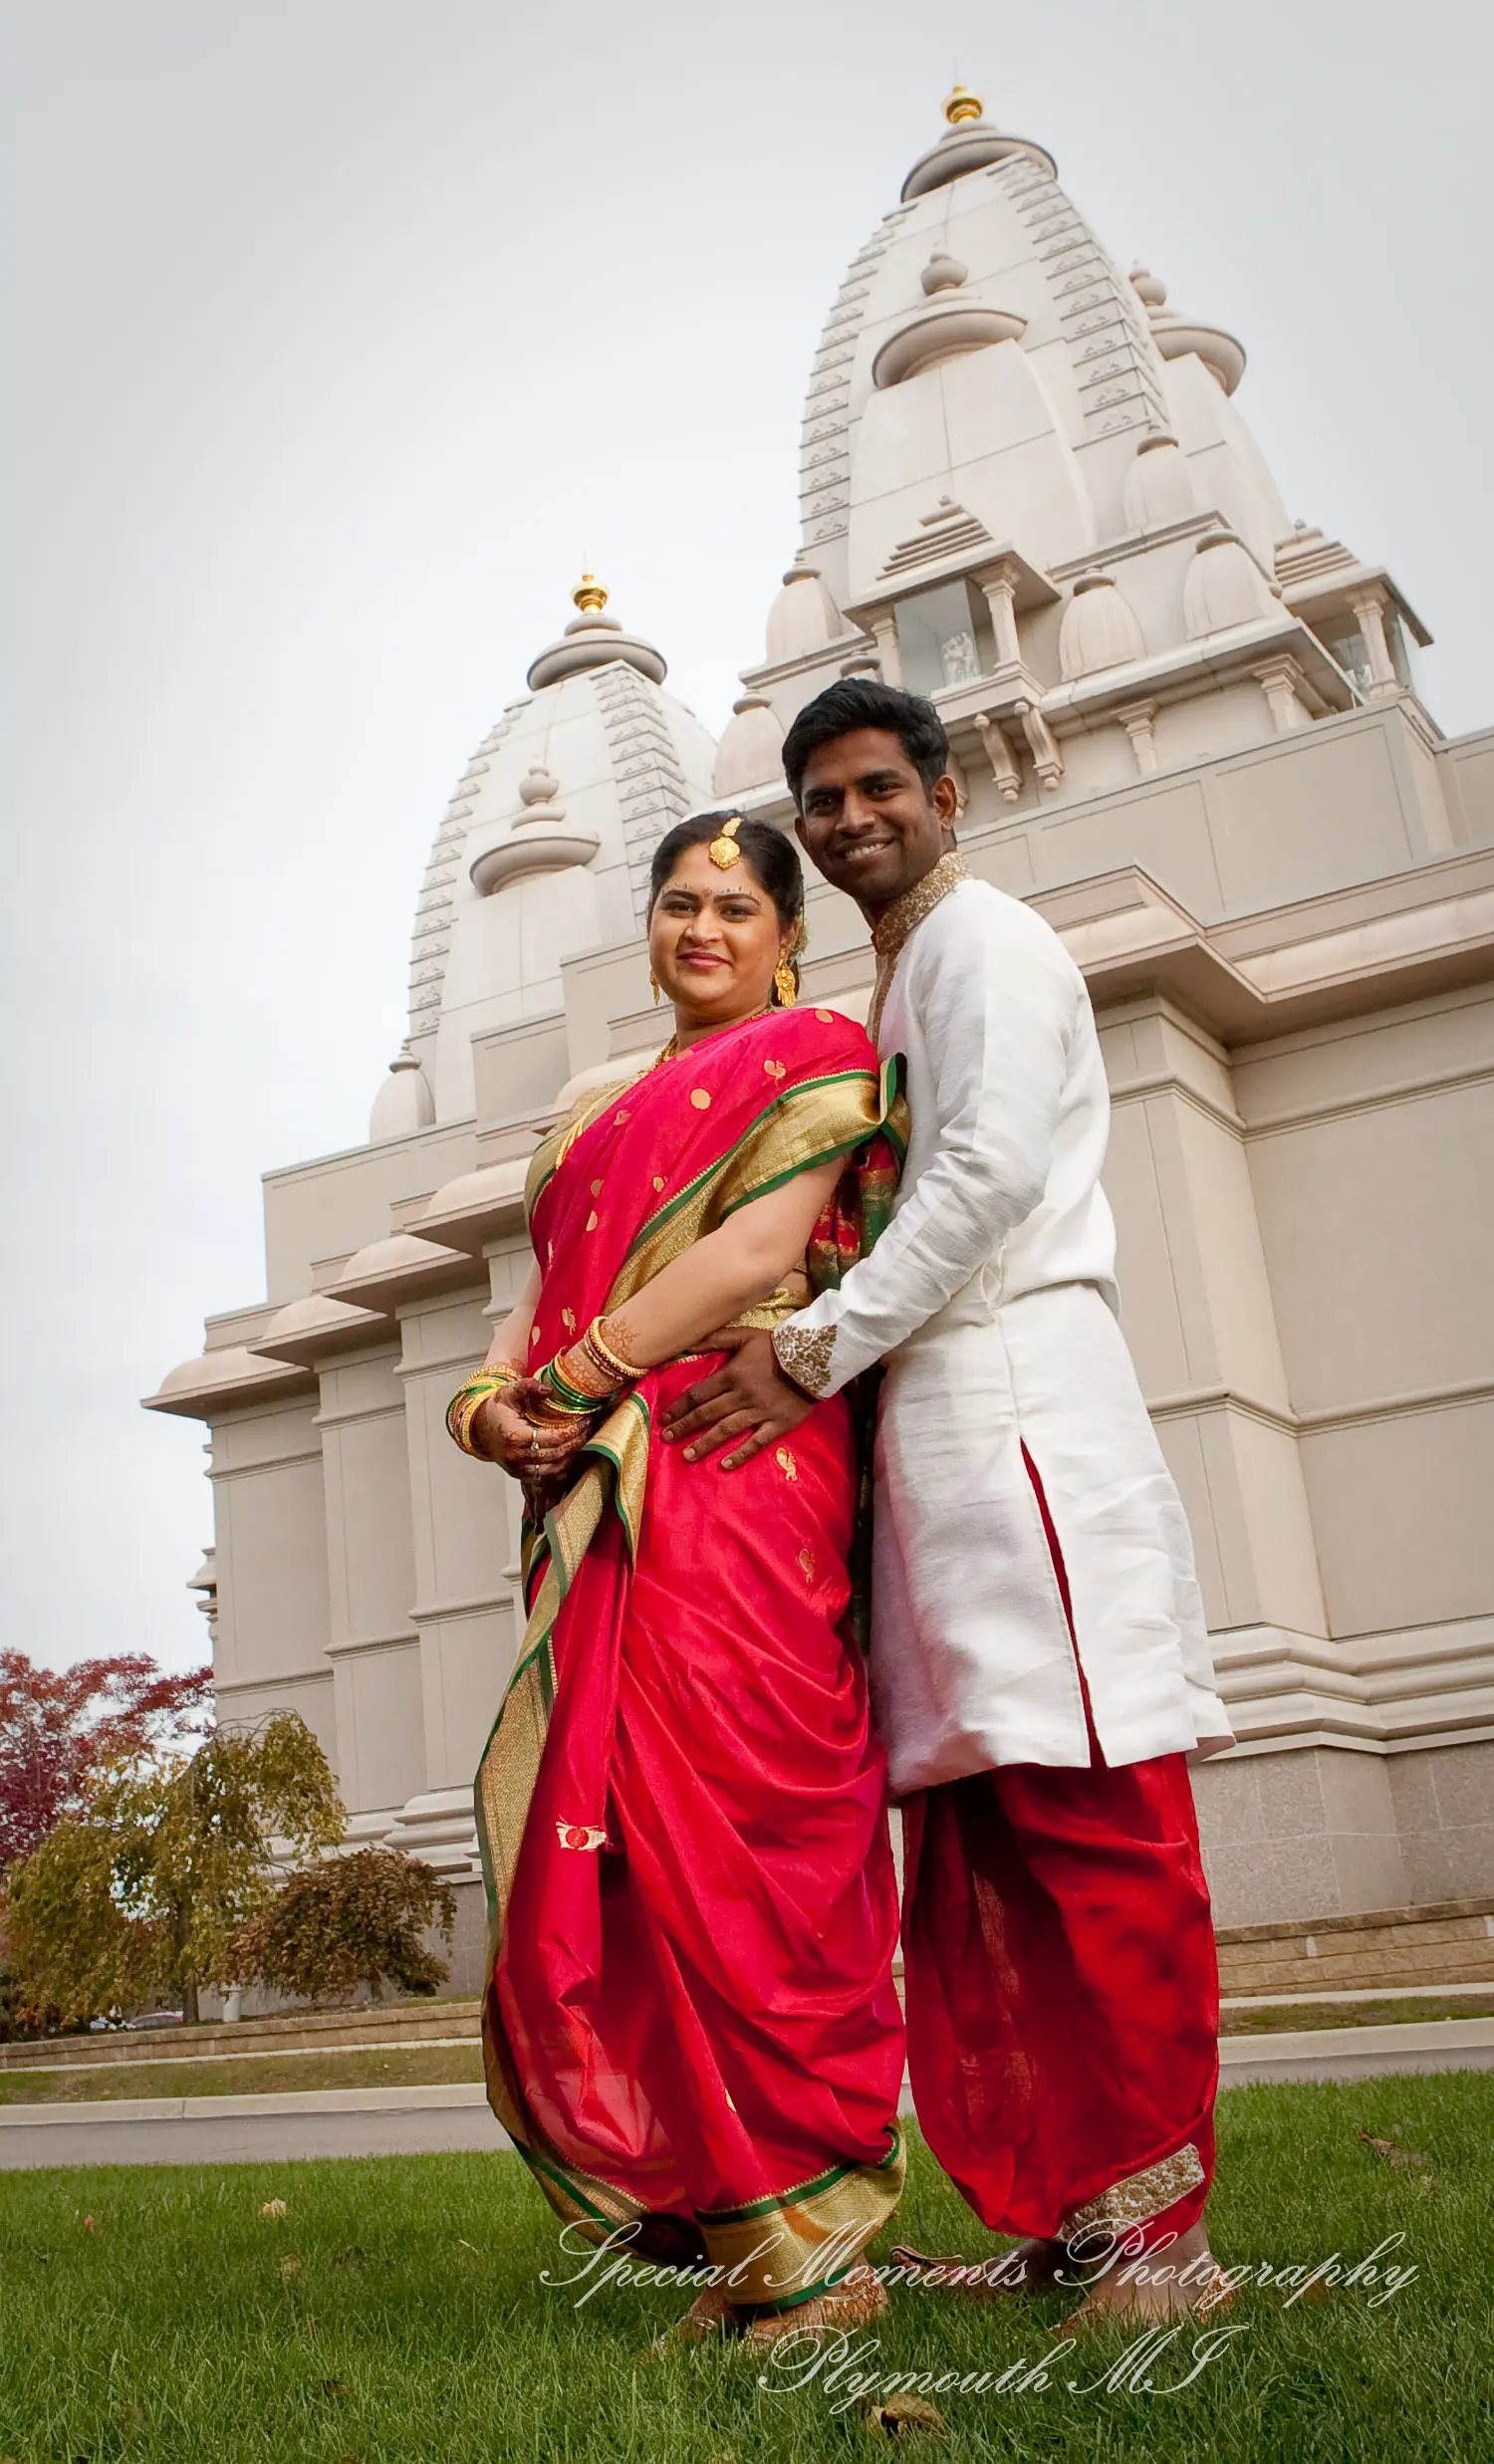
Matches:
[[531, 1429, 540, 1456]]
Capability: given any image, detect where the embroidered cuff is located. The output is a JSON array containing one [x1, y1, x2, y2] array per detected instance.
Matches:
[[1061, 2141, 1206, 2238], [772, 1320, 837, 1400]]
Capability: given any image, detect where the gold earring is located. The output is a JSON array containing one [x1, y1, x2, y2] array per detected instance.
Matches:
[[774, 955, 798, 1008], [649, 969, 660, 1005]]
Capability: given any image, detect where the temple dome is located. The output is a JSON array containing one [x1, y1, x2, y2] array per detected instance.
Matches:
[[526, 575, 668, 689], [398, 578, 716, 1123], [900, 85, 1056, 198], [763, 90, 1291, 620]]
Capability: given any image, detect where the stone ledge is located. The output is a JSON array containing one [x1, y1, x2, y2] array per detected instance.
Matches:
[[0, 1998, 482, 2074], [1215, 1895, 1494, 1945]]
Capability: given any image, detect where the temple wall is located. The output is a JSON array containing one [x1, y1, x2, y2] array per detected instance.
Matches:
[[209, 1397, 337, 1762]]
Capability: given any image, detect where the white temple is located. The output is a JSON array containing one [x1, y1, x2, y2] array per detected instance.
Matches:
[[149, 90, 1494, 1950]]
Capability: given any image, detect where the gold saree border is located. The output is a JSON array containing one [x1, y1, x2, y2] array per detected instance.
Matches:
[[698, 2125, 906, 2308], [609, 1064, 905, 1304]]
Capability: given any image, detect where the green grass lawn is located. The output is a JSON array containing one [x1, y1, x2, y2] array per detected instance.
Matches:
[[1220, 1993, 1494, 2034], [0, 2044, 486, 2104], [1, 2076, 1490, 2462]]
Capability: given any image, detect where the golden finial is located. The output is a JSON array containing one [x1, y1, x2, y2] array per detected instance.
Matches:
[[943, 81, 983, 125], [573, 572, 609, 615], [708, 814, 744, 870]]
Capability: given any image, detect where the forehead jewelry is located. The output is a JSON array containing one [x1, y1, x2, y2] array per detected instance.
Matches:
[[708, 815, 744, 870]]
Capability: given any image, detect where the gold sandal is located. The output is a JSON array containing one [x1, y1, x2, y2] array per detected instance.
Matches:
[[640, 2281, 741, 2358], [742, 2268, 890, 2350]]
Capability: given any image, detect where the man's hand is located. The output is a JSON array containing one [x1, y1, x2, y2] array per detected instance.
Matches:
[[660, 1328, 813, 1470]]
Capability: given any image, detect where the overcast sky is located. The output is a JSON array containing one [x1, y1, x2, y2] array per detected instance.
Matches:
[[2, 0, 1489, 1676]]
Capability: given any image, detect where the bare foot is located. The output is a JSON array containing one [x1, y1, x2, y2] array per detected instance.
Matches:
[[887, 2236, 1067, 2300], [1054, 2220, 1234, 2336]]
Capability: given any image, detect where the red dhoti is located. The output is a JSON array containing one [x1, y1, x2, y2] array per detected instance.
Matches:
[[901, 1451, 1219, 2254]]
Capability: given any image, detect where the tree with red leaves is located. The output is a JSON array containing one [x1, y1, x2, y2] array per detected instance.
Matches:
[[0, 1651, 213, 1872]]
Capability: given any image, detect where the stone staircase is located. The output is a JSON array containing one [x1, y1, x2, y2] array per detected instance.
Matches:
[[5, 1898, 1491, 2072]]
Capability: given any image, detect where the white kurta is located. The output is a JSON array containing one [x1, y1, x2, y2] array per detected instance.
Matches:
[[781, 873, 1232, 1789]]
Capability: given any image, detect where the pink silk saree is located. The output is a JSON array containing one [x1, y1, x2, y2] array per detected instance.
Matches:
[[474, 1004, 908, 2308]]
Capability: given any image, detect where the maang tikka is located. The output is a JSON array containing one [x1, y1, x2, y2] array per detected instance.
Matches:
[[708, 815, 744, 869]]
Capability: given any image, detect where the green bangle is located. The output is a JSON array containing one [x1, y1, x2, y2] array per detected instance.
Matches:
[[536, 1359, 602, 1416]]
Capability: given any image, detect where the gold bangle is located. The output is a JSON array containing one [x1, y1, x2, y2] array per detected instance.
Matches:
[[448, 1391, 495, 1459], [445, 1360, 524, 1459], [585, 1316, 646, 1384], [538, 1344, 614, 1413]]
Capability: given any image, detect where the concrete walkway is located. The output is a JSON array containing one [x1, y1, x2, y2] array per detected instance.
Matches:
[[3, 2018, 1491, 2171]]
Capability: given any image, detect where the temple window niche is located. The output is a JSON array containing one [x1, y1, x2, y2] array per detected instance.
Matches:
[[894, 579, 998, 695], [1316, 602, 1417, 699]]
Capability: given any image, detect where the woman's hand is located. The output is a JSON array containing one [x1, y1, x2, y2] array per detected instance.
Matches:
[[475, 1389, 590, 1481]]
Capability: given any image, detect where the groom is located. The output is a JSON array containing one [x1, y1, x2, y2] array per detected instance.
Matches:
[[663, 677, 1234, 2327]]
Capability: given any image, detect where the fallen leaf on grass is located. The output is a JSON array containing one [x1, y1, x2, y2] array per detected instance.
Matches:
[[332, 2245, 370, 2269], [280, 2255, 303, 2280], [81, 2215, 98, 2231], [1358, 2130, 1426, 2168], [860, 2392, 947, 2440], [259, 2198, 288, 2218], [319, 2377, 352, 2399]]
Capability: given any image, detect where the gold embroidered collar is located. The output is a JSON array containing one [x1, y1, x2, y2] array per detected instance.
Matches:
[[870, 850, 969, 967]]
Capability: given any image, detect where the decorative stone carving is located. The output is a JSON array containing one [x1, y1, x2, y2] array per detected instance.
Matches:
[[1122, 433, 1197, 530], [920, 250, 968, 296], [1183, 536, 1279, 637], [1116, 700, 1160, 778], [974, 711, 1023, 803], [872, 297, 1026, 389], [468, 765, 601, 896], [1058, 575, 1146, 679], [1014, 698, 1063, 794], [1129, 264, 1246, 394], [765, 566, 843, 663], [712, 693, 785, 798], [370, 1046, 435, 1143]]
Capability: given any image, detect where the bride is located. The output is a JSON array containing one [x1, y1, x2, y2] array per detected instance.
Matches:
[[447, 810, 907, 2346]]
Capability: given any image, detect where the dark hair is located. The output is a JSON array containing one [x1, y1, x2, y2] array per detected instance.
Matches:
[[781, 677, 948, 808], [646, 810, 806, 1000]]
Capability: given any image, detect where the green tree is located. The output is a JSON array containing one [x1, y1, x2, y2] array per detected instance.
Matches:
[[2, 1713, 344, 2027], [229, 1848, 456, 2005]]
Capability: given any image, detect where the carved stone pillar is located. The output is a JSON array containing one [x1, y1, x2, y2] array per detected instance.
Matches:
[[1253, 655, 1311, 735], [979, 562, 1023, 669], [1350, 590, 1398, 693], [871, 614, 902, 685]]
